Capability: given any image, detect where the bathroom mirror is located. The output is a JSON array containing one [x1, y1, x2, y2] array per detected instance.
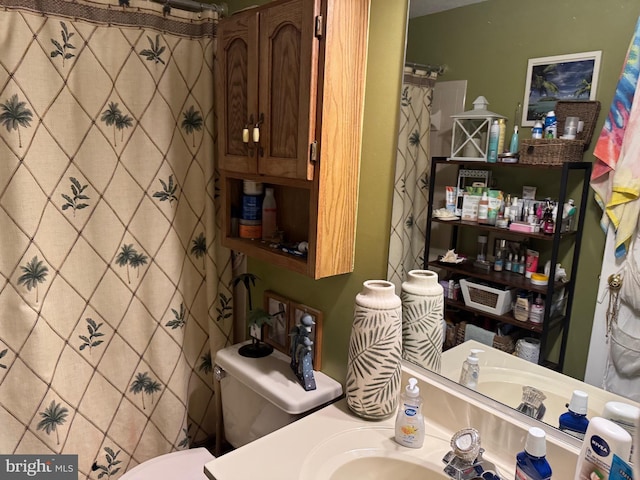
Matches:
[[392, 0, 640, 434]]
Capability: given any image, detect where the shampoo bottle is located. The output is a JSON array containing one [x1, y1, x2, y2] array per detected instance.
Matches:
[[559, 390, 590, 439], [488, 120, 500, 162], [261, 187, 277, 240], [459, 349, 483, 390], [395, 377, 425, 448], [574, 417, 632, 480], [515, 427, 552, 480]]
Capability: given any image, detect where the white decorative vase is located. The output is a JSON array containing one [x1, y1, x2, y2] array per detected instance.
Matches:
[[346, 280, 402, 419], [401, 270, 444, 373]]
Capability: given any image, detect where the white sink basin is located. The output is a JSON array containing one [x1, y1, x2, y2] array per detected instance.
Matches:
[[300, 426, 450, 480]]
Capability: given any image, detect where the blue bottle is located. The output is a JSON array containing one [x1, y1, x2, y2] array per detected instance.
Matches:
[[515, 427, 552, 480], [559, 390, 590, 439]]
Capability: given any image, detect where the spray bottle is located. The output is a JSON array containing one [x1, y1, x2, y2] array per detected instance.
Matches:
[[459, 349, 483, 390]]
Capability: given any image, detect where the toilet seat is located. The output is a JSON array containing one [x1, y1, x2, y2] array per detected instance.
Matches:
[[119, 447, 214, 480]]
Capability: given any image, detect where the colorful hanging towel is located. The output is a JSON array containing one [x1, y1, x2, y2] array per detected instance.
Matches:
[[591, 15, 640, 257]]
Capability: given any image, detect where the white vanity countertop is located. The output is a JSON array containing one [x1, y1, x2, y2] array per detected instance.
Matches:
[[205, 364, 582, 480], [204, 398, 453, 480]]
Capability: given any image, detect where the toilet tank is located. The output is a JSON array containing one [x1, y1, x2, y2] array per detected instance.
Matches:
[[215, 342, 343, 449]]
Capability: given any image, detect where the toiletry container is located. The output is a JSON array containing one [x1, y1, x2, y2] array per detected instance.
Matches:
[[459, 349, 483, 390], [574, 417, 633, 480], [515, 427, 552, 480], [602, 401, 639, 462], [395, 377, 425, 448], [488, 120, 500, 162], [215, 342, 343, 449], [261, 187, 277, 240], [121, 342, 343, 479], [532, 121, 543, 139], [559, 390, 590, 439], [543, 110, 557, 139]]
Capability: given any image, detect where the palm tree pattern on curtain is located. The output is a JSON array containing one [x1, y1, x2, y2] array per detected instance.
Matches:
[[0, 2, 232, 478], [387, 71, 438, 293]]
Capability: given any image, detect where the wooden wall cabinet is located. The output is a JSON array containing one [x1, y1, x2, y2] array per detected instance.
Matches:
[[216, 0, 369, 279]]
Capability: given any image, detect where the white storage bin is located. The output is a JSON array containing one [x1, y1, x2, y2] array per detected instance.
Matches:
[[459, 278, 515, 316]]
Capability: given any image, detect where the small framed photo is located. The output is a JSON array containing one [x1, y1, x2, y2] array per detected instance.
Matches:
[[288, 303, 323, 370], [522, 50, 601, 126], [263, 291, 290, 354]]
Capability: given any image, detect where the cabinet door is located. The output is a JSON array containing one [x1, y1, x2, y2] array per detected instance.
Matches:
[[257, 0, 319, 180], [216, 11, 259, 174]]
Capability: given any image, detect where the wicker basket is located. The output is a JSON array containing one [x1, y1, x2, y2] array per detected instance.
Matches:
[[520, 100, 601, 165], [454, 321, 515, 353]]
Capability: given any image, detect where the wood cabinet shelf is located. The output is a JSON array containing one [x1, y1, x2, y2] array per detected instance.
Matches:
[[427, 260, 567, 295]]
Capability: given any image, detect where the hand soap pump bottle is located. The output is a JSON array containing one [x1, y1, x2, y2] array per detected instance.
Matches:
[[459, 349, 483, 390], [395, 377, 425, 448], [559, 390, 590, 439], [516, 427, 552, 480]]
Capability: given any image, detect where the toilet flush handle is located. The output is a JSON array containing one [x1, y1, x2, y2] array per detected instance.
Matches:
[[214, 365, 227, 381]]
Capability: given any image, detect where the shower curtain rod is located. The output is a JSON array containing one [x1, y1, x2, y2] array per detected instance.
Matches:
[[150, 0, 228, 15], [405, 61, 446, 75]]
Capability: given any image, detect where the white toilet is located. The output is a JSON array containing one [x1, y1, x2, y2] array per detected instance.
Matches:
[[120, 341, 342, 479]]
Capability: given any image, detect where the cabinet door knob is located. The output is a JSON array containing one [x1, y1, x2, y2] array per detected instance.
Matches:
[[242, 126, 250, 143]]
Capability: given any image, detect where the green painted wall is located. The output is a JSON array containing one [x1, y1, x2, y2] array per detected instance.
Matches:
[[219, 0, 408, 383], [406, 0, 640, 380]]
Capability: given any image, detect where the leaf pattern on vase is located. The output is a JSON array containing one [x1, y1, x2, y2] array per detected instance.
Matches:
[[346, 306, 402, 419], [61, 176, 90, 217], [17, 256, 48, 303], [36, 400, 69, 445], [0, 94, 33, 148], [400, 292, 444, 371], [78, 317, 105, 354], [50, 21, 75, 67]]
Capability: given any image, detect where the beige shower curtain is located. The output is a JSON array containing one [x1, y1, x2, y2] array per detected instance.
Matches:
[[0, 1, 232, 477], [387, 70, 437, 292]]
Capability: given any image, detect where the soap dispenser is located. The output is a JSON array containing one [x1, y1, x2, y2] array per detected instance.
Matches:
[[395, 377, 425, 448], [459, 349, 483, 390], [559, 390, 590, 439]]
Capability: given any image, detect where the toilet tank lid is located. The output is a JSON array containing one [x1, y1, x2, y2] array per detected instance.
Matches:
[[215, 342, 343, 414]]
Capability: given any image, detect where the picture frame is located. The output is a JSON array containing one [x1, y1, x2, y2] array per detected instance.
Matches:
[[263, 291, 290, 354], [288, 303, 323, 370], [521, 51, 601, 126]]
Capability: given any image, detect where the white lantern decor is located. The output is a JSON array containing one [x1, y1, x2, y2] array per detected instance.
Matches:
[[450, 96, 506, 161]]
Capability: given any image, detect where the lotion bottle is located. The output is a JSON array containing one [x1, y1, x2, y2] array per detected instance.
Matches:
[[574, 417, 632, 480], [395, 377, 424, 448], [459, 349, 483, 390], [515, 427, 552, 480]]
